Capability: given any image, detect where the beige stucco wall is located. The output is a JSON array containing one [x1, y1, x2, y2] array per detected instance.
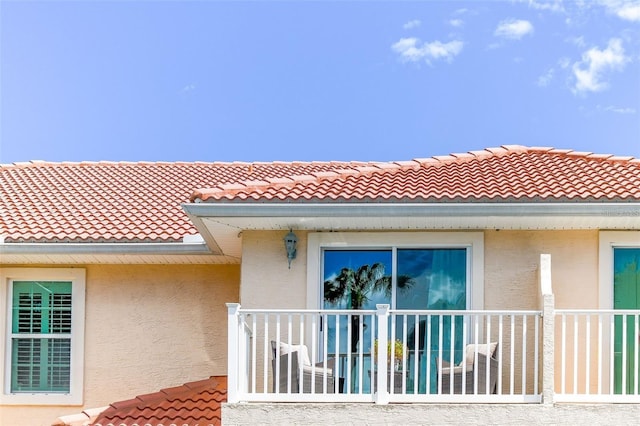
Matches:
[[240, 230, 309, 309], [223, 402, 640, 425], [240, 229, 599, 311], [484, 230, 599, 310], [1, 263, 239, 426]]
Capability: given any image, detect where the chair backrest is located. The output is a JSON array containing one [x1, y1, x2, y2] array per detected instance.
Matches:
[[464, 342, 498, 366], [271, 341, 301, 393]]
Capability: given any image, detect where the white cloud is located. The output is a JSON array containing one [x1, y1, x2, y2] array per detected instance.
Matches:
[[179, 84, 196, 93], [599, 0, 640, 22], [494, 19, 534, 40], [391, 38, 464, 64], [565, 35, 586, 48], [558, 57, 571, 69], [403, 19, 421, 30], [537, 68, 555, 87], [525, 0, 565, 13], [449, 19, 464, 27], [601, 105, 637, 114], [572, 38, 629, 94]]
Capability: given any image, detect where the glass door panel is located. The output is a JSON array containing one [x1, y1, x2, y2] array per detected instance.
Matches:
[[614, 248, 640, 394], [323, 249, 392, 392], [396, 248, 467, 393]]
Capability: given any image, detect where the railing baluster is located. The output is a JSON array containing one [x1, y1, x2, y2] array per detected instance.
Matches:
[[585, 314, 590, 395], [598, 313, 603, 396], [358, 313, 364, 394], [561, 313, 566, 395], [264, 314, 269, 394], [275, 314, 281, 393], [287, 314, 293, 393], [461, 314, 468, 394], [534, 313, 539, 396], [633, 314, 640, 395], [416, 314, 422, 395], [251, 314, 257, 394], [510, 314, 515, 396], [573, 314, 578, 395], [401, 313, 407, 394], [610, 313, 615, 395], [370, 312, 376, 395], [622, 313, 628, 395], [522, 315, 527, 395], [449, 313, 455, 395], [486, 314, 491, 395], [498, 314, 503, 395], [438, 314, 444, 395], [389, 312, 396, 394], [474, 314, 479, 395]]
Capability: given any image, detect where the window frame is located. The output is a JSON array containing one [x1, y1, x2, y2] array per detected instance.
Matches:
[[0, 268, 85, 405], [306, 232, 484, 311]]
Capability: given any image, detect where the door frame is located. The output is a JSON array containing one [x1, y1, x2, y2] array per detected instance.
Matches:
[[598, 231, 640, 394]]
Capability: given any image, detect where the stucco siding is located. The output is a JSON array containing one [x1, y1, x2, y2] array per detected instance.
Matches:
[[1, 263, 239, 426], [484, 230, 598, 310], [240, 230, 308, 309], [223, 402, 640, 425]]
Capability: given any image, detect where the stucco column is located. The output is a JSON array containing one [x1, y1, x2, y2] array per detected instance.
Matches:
[[539, 254, 555, 405]]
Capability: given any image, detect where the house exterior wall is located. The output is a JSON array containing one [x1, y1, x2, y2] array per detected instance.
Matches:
[[240, 230, 599, 311], [0, 263, 239, 426], [240, 230, 308, 308], [484, 229, 599, 310]]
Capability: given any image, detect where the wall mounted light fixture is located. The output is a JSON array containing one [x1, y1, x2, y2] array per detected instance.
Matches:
[[283, 230, 298, 269]]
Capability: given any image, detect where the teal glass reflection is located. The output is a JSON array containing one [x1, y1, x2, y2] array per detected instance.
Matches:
[[396, 248, 467, 393]]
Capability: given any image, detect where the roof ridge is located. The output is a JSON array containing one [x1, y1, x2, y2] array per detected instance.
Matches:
[[0, 159, 386, 170]]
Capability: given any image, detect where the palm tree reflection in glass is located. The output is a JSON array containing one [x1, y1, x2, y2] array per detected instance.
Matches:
[[324, 263, 414, 353]]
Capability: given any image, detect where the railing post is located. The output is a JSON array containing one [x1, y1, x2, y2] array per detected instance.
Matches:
[[375, 304, 390, 404], [539, 254, 555, 405], [227, 303, 241, 403]]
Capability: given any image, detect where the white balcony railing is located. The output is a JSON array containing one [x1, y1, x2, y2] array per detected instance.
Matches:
[[227, 304, 542, 404], [555, 309, 640, 403]]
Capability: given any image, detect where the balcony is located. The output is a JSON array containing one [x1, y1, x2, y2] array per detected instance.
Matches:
[[227, 306, 542, 404], [227, 256, 640, 407]]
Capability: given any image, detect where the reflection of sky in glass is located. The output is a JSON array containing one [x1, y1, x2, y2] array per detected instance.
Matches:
[[397, 248, 466, 310], [614, 248, 640, 274]]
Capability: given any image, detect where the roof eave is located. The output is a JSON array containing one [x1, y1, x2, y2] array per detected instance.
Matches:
[[183, 201, 640, 219], [0, 242, 214, 255]]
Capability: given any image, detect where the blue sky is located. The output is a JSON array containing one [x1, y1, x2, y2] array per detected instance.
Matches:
[[1, 0, 639, 163]]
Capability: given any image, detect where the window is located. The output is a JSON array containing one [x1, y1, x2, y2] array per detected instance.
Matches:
[[1, 269, 85, 405], [307, 232, 484, 312]]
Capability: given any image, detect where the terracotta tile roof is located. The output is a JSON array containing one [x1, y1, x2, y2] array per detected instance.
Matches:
[[3, 146, 638, 244], [0, 161, 366, 243], [90, 376, 226, 426], [192, 146, 640, 203]]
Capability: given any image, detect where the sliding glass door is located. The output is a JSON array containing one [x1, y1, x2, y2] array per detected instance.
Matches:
[[322, 246, 468, 393]]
